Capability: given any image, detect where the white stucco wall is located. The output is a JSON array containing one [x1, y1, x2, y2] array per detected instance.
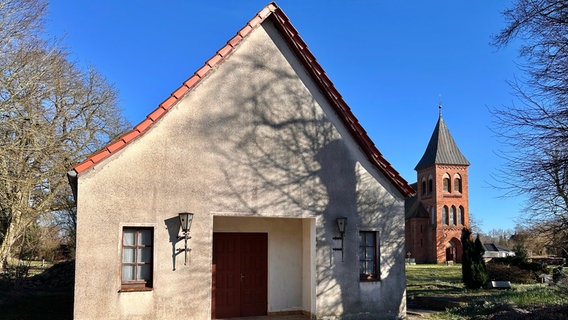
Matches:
[[74, 18, 406, 320]]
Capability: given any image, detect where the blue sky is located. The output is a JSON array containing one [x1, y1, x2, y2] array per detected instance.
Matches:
[[46, 1, 525, 233]]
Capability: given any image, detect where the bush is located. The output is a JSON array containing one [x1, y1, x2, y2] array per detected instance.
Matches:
[[553, 267, 566, 284], [487, 255, 549, 284], [553, 267, 568, 296], [492, 256, 547, 273], [486, 263, 537, 284]]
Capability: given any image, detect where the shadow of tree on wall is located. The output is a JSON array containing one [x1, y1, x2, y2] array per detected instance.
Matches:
[[194, 35, 406, 317]]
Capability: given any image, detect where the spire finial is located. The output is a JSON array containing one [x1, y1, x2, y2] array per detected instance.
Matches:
[[438, 94, 443, 117]]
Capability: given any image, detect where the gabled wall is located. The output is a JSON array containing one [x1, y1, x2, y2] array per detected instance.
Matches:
[[74, 19, 406, 319]]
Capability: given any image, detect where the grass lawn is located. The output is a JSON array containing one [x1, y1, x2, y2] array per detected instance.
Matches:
[[1, 261, 565, 319], [2, 259, 55, 278], [406, 264, 568, 319]]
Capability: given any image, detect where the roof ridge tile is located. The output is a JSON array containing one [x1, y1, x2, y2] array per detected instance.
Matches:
[[89, 149, 111, 164], [160, 96, 178, 110], [147, 106, 167, 122], [74, 160, 95, 174], [120, 130, 140, 144], [238, 24, 254, 38], [195, 64, 212, 78], [248, 15, 263, 29], [258, 6, 274, 19], [217, 45, 232, 58], [172, 85, 190, 100], [206, 54, 223, 69], [134, 119, 153, 133], [106, 140, 126, 153], [183, 75, 201, 90], [228, 34, 244, 48]]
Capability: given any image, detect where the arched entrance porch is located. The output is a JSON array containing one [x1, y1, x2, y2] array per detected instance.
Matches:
[[445, 237, 462, 263]]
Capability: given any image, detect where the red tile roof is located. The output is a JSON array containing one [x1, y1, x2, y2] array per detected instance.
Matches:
[[69, 2, 414, 197]]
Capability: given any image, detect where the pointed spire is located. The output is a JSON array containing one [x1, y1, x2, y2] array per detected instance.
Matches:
[[415, 107, 470, 170]]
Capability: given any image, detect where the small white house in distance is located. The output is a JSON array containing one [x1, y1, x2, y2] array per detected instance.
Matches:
[[67, 2, 414, 319], [483, 243, 516, 259]]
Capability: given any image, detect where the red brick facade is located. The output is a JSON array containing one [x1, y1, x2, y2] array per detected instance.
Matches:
[[405, 113, 470, 264], [406, 164, 470, 264]]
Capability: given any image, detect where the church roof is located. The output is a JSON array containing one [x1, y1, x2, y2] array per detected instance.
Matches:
[[415, 111, 470, 170], [405, 190, 429, 219]]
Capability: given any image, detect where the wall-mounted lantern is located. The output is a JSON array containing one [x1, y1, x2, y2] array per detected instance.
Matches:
[[336, 217, 347, 236], [333, 217, 347, 261], [177, 212, 194, 265]]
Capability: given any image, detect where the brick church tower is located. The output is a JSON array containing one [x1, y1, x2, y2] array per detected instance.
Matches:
[[405, 107, 470, 263]]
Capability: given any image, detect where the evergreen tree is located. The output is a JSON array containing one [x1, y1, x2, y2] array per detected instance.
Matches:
[[461, 228, 488, 289], [472, 235, 489, 288], [461, 228, 473, 286]]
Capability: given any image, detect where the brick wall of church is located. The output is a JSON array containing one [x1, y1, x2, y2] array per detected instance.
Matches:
[[411, 164, 469, 263], [405, 217, 431, 263]]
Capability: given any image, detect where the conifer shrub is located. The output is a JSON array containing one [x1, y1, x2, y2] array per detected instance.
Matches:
[[461, 228, 488, 289], [473, 235, 489, 287]]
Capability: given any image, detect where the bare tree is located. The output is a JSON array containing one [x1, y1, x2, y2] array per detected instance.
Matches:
[[495, 0, 568, 108], [0, 0, 130, 268], [0, 0, 46, 52], [493, 0, 568, 256], [481, 228, 515, 247]]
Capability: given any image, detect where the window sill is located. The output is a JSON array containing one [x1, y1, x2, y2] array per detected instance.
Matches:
[[440, 225, 464, 229], [360, 275, 380, 282], [443, 194, 462, 198], [119, 287, 153, 293]]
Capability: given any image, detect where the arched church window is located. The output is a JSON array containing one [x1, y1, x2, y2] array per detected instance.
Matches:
[[428, 176, 433, 195], [442, 206, 449, 225], [454, 174, 462, 193], [443, 173, 451, 193], [421, 178, 426, 196], [450, 206, 456, 225], [458, 206, 465, 225]]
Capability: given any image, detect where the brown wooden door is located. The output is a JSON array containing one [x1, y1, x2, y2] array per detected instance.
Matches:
[[213, 233, 267, 319]]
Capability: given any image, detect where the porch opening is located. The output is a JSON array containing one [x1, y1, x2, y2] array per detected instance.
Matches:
[[212, 216, 315, 319]]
